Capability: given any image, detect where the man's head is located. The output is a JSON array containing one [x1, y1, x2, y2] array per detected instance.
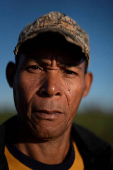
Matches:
[[6, 12, 93, 140]]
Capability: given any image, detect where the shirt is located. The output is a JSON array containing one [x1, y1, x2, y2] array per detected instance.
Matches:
[[5, 141, 84, 170]]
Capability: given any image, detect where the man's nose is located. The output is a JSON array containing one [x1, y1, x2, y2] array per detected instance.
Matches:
[[38, 71, 62, 97]]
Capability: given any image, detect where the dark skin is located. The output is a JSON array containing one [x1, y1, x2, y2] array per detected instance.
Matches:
[[6, 47, 93, 164]]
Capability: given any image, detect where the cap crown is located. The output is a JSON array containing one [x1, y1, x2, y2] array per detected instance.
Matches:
[[14, 11, 90, 64]]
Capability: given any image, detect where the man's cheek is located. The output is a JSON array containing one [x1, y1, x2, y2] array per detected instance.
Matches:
[[68, 88, 83, 112]]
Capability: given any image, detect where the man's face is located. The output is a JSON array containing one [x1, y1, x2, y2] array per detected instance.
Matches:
[[13, 48, 90, 140]]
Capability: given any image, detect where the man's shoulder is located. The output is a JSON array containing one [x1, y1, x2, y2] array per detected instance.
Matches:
[[1, 115, 18, 143], [71, 123, 113, 169], [0, 116, 18, 170], [72, 123, 110, 150]]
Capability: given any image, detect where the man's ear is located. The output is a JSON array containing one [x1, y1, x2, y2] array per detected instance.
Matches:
[[83, 72, 93, 97], [6, 62, 16, 88]]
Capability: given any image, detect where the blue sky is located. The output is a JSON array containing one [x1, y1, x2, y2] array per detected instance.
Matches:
[[0, 0, 113, 113]]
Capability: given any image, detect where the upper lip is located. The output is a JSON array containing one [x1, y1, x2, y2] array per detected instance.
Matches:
[[32, 110, 62, 114]]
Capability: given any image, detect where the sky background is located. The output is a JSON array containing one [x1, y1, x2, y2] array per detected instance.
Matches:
[[0, 0, 113, 113]]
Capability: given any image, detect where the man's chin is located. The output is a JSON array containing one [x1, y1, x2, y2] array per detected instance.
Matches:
[[28, 120, 70, 141]]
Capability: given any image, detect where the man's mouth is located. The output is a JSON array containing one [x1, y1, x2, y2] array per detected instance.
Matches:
[[32, 110, 62, 120]]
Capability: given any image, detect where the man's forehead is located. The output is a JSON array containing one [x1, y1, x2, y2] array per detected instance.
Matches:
[[22, 48, 84, 65]]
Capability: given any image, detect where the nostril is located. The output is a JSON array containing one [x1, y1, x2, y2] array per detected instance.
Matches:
[[55, 92, 60, 96]]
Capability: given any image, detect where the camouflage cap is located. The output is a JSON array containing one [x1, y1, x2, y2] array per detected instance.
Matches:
[[14, 11, 90, 65]]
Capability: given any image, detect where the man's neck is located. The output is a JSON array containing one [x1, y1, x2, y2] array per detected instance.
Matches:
[[14, 125, 71, 164]]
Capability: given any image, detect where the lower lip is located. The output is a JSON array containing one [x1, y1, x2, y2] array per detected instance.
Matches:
[[32, 111, 61, 120]]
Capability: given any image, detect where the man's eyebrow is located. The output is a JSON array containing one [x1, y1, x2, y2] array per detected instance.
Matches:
[[64, 63, 77, 67], [24, 56, 82, 70], [23, 55, 42, 64], [61, 62, 82, 70]]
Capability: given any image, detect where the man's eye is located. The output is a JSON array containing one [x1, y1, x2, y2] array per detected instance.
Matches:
[[65, 69, 76, 75], [26, 65, 42, 73], [28, 65, 39, 69]]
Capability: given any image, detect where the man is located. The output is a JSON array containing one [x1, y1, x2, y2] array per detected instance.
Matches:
[[0, 11, 113, 170]]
